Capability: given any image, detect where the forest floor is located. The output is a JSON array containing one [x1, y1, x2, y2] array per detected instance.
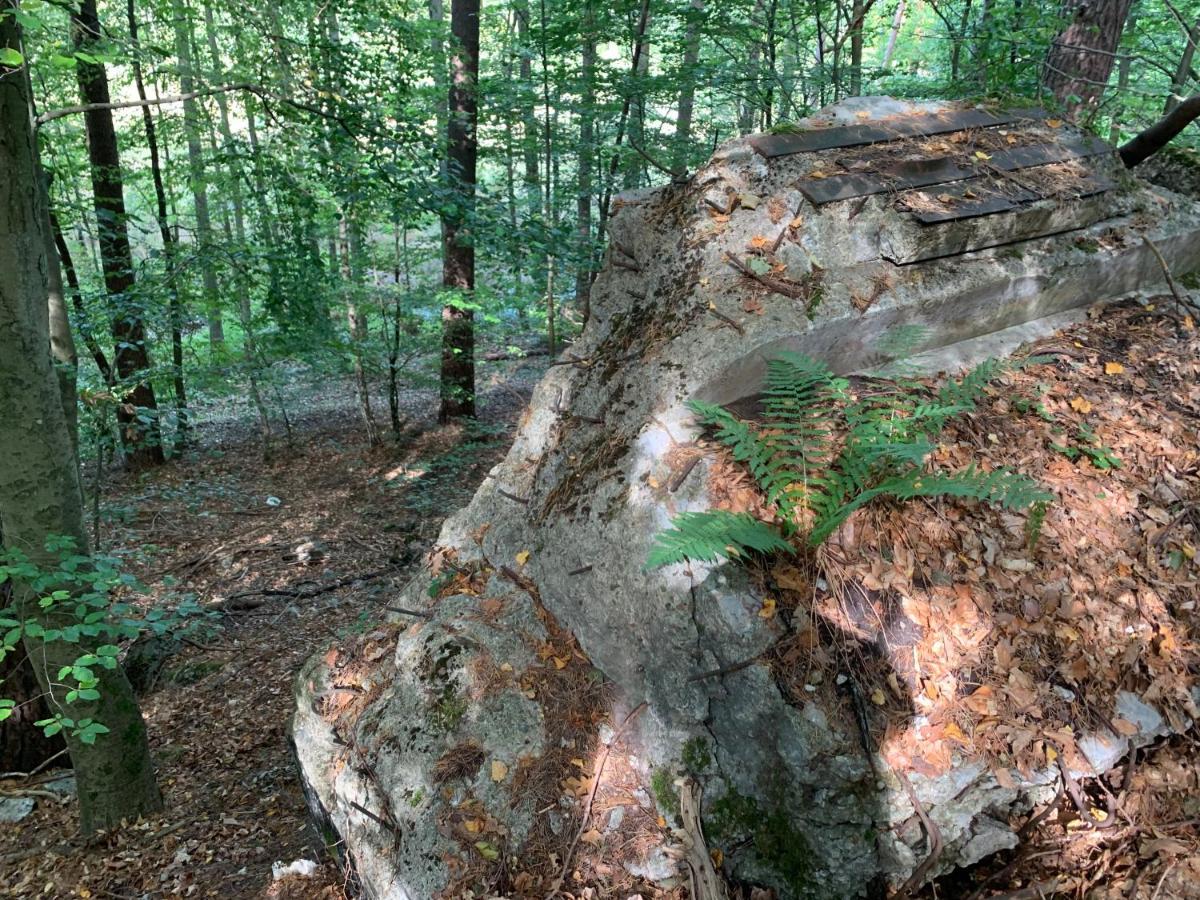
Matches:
[[0, 356, 547, 899], [2, 301, 1200, 899]]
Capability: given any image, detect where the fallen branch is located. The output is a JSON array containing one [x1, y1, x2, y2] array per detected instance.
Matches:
[[543, 702, 648, 900], [216, 568, 395, 611], [1143, 235, 1200, 320], [679, 776, 730, 899], [723, 251, 811, 302], [385, 606, 432, 619]]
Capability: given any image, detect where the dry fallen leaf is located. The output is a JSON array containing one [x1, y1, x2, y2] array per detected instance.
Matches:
[[1104, 361, 1125, 375], [580, 829, 603, 845]]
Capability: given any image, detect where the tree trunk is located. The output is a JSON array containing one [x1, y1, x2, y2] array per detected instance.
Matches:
[[129, 0, 188, 451], [849, 0, 865, 96], [740, 0, 764, 133], [1041, 0, 1135, 114], [672, 0, 703, 175], [1166, 16, 1200, 114], [881, 0, 905, 69], [1, 4, 162, 831], [625, 4, 653, 188], [71, 0, 164, 469], [204, 3, 278, 452], [576, 2, 597, 321], [438, 0, 480, 422], [173, 0, 225, 353], [597, 0, 651, 239], [49, 204, 113, 388], [41, 177, 79, 454]]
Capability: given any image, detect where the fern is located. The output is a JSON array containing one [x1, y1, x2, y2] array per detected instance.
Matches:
[[649, 353, 1054, 567], [647, 511, 794, 568]]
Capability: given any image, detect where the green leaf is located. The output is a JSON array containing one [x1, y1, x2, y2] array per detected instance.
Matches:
[[0, 47, 23, 68], [647, 511, 792, 568]]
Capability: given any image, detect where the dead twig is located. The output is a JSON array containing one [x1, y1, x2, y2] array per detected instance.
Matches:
[[386, 606, 432, 619], [705, 306, 745, 335], [688, 652, 763, 682], [668, 456, 701, 493], [892, 767, 944, 899], [1143, 235, 1200, 320], [543, 702, 648, 900], [723, 251, 811, 302]]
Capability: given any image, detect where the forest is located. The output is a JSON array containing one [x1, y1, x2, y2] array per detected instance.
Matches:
[[2, 0, 1200, 896]]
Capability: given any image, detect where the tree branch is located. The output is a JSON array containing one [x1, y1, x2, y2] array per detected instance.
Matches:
[[36, 82, 257, 125]]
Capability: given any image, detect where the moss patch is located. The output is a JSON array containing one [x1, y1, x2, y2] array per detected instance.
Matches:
[[650, 767, 680, 821], [681, 736, 712, 774], [707, 788, 814, 893]]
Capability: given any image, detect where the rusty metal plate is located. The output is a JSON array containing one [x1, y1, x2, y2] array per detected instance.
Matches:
[[749, 108, 1043, 157], [904, 175, 1114, 224], [796, 135, 1113, 205]]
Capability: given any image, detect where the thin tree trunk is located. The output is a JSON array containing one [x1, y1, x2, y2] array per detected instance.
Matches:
[[1166, 16, 1200, 114], [849, 0, 865, 96], [129, 0, 187, 452], [597, 0, 651, 239], [1042, 0, 1136, 115], [342, 218, 380, 444], [672, 0, 703, 175], [41, 176, 79, 453], [575, 2, 597, 323], [173, 1, 224, 353], [204, 2, 277, 452], [438, 0, 480, 421], [49, 207, 113, 388], [1, 4, 162, 830], [881, 0, 905, 68], [625, 4, 653, 188], [741, 0, 765, 133], [71, 0, 164, 469]]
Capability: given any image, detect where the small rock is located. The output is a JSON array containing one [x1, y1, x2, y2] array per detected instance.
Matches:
[[272, 859, 319, 880], [0, 797, 35, 823], [607, 806, 625, 831]]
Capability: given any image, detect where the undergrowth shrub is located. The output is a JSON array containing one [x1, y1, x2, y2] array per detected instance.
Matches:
[[649, 352, 1052, 567]]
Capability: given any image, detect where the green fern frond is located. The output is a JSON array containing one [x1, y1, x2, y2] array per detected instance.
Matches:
[[647, 511, 793, 568], [807, 466, 1054, 545]]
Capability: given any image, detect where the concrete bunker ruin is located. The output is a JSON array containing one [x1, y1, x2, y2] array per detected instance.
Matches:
[[294, 98, 1200, 899]]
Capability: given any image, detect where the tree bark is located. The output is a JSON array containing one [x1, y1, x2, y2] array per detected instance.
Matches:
[[438, 0, 480, 421], [1, 3, 162, 830], [71, 0, 164, 469], [129, 0, 188, 451], [1041, 0, 1135, 114]]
